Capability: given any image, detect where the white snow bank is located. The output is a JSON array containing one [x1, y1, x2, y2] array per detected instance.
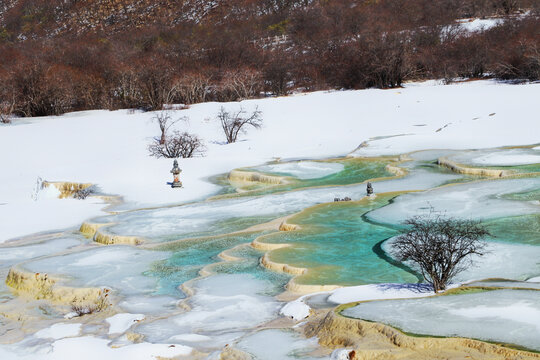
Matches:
[[106, 313, 145, 334], [528, 277, 540, 283], [0, 336, 192, 360], [35, 323, 81, 340], [456, 18, 504, 32], [280, 300, 311, 321], [1, 80, 539, 242], [331, 349, 353, 360]]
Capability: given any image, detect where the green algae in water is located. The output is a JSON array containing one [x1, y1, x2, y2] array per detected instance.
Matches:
[[155, 215, 280, 244], [148, 232, 266, 297], [266, 195, 420, 286], [210, 245, 291, 296], [484, 214, 540, 246], [222, 158, 394, 198]]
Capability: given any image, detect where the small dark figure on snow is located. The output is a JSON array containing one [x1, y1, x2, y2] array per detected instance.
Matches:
[[367, 182, 373, 196]]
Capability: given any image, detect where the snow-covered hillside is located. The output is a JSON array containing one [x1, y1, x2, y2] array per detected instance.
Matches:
[[0, 80, 538, 243]]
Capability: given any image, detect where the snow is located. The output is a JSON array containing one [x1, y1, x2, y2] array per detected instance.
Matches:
[[1, 80, 539, 243], [473, 153, 540, 166], [280, 300, 311, 320], [456, 18, 504, 32], [331, 349, 353, 360], [528, 276, 540, 283], [106, 313, 145, 334], [367, 177, 540, 225], [446, 148, 540, 166], [35, 323, 82, 340], [327, 283, 434, 304], [0, 336, 192, 360]]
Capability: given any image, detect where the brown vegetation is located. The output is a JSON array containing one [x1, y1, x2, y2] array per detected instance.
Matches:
[[0, 0, 538, 118]]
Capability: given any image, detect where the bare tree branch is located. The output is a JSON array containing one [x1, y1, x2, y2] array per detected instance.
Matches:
[[391, 211, 490, 292], [217, 106, 263, 144]]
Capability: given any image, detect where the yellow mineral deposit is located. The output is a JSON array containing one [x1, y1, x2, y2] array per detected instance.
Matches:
[[304, 310, 540, 360]]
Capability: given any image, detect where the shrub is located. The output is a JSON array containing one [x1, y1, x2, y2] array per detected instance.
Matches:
[[148, 131, 205, 158]]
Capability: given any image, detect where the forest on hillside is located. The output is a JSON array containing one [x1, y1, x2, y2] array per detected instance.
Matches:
[[0, 0, 539, 118]]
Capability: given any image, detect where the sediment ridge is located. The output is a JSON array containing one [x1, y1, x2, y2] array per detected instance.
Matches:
[[305, 310, 540, 359], [6, 266, 108, 308], [93, 228, 143, 246], [438, 157, 512, 177], [228, 169, 289, 186]]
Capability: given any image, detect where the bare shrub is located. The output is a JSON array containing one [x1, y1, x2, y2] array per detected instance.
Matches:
[[70, 289, 110, 316], [391, 211, 489, 293], [220, 69, 263, 101], [217, 106, 263, 144], [0, 94, 15, 124], [148, 131, 205, 158], [73, 185, 99, 200], [152, 111, 180, 145], [175, 74, 212, 105]]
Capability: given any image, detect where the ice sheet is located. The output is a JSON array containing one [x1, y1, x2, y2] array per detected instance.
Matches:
[[447, 148, 540, 166], [382, 239, 540, 283], [236, 329, 325, 360], [137, 274, 280, 351], [23, 246, 170, 295], [367, 178, 540, 225], [343, 289, 540, 351], [0, 237, 81, 268], [253, 161, 345, 179]]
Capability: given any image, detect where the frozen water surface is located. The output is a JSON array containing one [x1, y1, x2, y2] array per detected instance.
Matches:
[[137, 274, 281, 350], [237, 329, 327, 360], [342, 289, 540, 351], [382, 239, 540, 283], [0, 237, 81, 268], [466, 280, 540, 290], [253, 161, 345, 179], [447, 148, 540, 167], [367, 178, 540, 225], [22, 246, 170, 296], [103, 168, 462, 242]]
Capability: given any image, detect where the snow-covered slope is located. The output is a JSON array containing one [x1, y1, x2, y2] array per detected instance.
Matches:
[[0, 80, 538, 242]]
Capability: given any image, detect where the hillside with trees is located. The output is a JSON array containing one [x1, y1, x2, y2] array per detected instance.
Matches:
[[0, 0, 538, 118]]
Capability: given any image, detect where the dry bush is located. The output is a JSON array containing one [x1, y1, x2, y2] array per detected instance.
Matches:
[[392, 212, 489, 292], [148, 131, 205, 158], [175, 74, 212, 105], [217, 106, 263, 144], [219, 69, 263, 101]]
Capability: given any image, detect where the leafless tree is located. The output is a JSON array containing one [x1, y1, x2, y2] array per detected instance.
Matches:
[[148, 131, 205, 158], [0, 99, 15, 124], [217, 106, 263, 144], [175, 74, 212, 104], [391, 212, 490, 293], [152, 111, 181, 145], [221, 69, 263, 101]]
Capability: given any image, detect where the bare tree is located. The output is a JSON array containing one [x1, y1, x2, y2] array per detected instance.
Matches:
[[175, 74, 212, 105], [0, 100, 15, 124], [148, 131, 205, 158], [221, 69, 263, 101], [152, 111, 181, 145], [217, 106, 263, 144], [391, 212, 490, 293]]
